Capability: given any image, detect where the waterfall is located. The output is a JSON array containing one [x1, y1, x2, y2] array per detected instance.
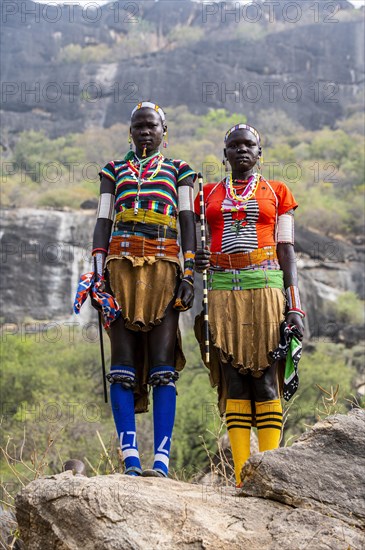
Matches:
[[1, 208, 364, 338], [0, 208, 96, 326]]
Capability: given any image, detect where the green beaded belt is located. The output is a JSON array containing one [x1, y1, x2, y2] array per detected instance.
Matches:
[[208, 269, 284, 291]]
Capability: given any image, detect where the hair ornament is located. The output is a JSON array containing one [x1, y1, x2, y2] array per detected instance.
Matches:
[[224, 123, 261, 144], [131, 101, 166, 123]]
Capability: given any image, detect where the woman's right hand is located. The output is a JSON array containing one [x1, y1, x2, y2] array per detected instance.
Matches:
[[195, 248, 211, 272], [90, 274, 105, 311]]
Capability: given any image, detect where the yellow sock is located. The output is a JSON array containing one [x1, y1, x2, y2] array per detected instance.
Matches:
[[255, 399, 283, 452], [225, 399, 252, 485]]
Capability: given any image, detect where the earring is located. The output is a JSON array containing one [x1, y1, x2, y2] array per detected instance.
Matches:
[[257, 152, 263, 172], [128, 130, 133, 151], [163, 129, 168, 149], [223, 157, 229, 174]]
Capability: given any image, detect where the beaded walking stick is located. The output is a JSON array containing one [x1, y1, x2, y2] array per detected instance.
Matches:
[[198, 172, 210, 365]]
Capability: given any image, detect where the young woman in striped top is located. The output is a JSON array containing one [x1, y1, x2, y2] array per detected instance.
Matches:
[[92, 102, 196, 478], [194, 124, 304, 487]]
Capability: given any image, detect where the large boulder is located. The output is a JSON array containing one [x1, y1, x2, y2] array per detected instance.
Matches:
[[15, 410, 365, 549], [241, 407, 365, 528]]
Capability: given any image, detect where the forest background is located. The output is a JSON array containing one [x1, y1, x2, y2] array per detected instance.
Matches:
[[0, 0, 364, 496]]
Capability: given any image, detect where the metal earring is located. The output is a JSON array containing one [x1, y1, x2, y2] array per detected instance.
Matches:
[[257, 152, 263, 173], [128, 130, 133, 151], [163, 129, 168, 149]]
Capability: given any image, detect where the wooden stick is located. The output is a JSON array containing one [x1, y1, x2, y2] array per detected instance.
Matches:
[[98, 308, 108, 404], [94, 256, 108, 403], [198, 172, 210, 365]]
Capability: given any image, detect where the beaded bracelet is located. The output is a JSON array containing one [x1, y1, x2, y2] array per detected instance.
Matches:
[[287, 308, 306, 319], [286, 285, 306, 318], [183, 251, 195, 285], [93, 252, 105, 279], [92, 247, 108, 255], [181, 278, 194, 287]]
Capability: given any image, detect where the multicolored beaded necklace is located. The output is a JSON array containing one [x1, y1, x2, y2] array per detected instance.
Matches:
[[126, 152, 164, 214], [222, 172, 261, 212]]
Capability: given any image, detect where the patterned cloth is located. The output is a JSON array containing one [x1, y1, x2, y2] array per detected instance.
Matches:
[[73, 272, 121, 329], [270, 321, 302, 401]]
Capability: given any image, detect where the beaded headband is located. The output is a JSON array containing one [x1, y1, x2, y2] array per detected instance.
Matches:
[[224, 123, 261, 144], [131, 101, 166, 123]]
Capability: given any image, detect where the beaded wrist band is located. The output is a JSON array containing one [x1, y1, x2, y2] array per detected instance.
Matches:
[[286, 286, 305, 318], [182, 251, 195, 285], [92, 247, 108, 255], [288, 308, 306, 319], [93, 252, 105, 279]]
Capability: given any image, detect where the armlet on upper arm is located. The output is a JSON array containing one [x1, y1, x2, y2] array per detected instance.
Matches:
[[97, 193, 115, 221], [277, 212, 294, 244], [178, 186, 194, 212]]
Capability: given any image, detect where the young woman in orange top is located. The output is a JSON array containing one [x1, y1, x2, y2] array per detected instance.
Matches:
[[194, 123, 304, 487]]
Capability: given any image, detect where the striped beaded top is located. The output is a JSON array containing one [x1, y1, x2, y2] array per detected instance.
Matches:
[[100, 154, 195, 218]]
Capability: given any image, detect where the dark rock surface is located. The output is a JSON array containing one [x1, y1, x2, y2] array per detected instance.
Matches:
[[1, 1, 363, 139], [15, 410, 365, 549]]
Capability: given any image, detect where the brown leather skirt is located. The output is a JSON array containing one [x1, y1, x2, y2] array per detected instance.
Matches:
[[194, 287, 285, 415], [107, 257, 185, 413]]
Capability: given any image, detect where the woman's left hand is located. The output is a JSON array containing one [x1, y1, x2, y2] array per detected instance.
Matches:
[[174, 279, 194, 311], [286, 312, 304, 340]]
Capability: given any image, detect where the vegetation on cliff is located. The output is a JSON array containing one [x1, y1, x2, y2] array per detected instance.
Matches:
[[1, 107, 364, 237]]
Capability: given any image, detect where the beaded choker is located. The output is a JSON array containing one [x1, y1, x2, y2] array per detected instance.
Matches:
[[221, 173, 261, 212], [126, 152, 164, 214]]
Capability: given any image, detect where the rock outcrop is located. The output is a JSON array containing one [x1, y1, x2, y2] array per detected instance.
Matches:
[[1, 1, 363, 139], [241, 407, 365, 528], [15, 409, 365, 549]]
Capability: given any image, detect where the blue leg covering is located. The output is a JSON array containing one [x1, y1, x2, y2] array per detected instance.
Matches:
[[109, 366, 141, 476], [150, 366, 177, 477]]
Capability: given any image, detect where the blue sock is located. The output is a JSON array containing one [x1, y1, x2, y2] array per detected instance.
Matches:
[[151, 366, 177, 476], [109, 366, 141, 475]]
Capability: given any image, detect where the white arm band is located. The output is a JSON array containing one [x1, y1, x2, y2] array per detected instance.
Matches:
[[178, 185, 194, 212], [97, 193, 115, 220], [277, 213, 294, 243]]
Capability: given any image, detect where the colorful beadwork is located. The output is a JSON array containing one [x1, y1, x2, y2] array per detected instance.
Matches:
[[224, 123, 261, 144], [221, 173, 261, 213], [182, 250, 195, 284]]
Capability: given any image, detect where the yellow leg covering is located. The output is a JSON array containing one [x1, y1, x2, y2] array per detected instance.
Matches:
[[225, 399, 252, 485], [255, 399, 283, 452]]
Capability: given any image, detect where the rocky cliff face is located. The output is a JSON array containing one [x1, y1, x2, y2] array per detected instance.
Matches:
[[1, 0, 363, 140], [14, 409, 365, 549], [1, 208, 363, 336], [0, 208, 93, 325]]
